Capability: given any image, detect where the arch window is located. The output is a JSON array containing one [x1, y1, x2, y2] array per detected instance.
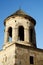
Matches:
[[29, 28, 33, 42], [18, 26, 24, 41], [8, 27, 12, 42]]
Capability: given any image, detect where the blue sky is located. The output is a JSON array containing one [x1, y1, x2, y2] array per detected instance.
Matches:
[[0, 0, 43, 49]]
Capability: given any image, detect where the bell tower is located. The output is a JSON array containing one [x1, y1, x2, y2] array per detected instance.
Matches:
[[0, 9, 43, 65], [3, 9, 36, 49]]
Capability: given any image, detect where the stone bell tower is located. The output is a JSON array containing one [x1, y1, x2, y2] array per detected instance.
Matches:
[[3, 9, 37, 65], [4, 9, 36, 49], [0, 9, 43, 65]]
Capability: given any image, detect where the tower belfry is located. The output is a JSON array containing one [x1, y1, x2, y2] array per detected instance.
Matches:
[[4, 9, 36, 48], [0, 9, 43, 65]]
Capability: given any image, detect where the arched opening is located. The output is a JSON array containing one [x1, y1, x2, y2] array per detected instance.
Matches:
[[8, 27, 12, 42], [18, 26, 24, 41], [29, 28, 33, 42]]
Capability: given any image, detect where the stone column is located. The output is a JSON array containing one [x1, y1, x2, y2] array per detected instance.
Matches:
[[12, 28, 16, 42], [33, 28, 36, 47], [15, 28, 18, 41], [28, 28, 30, 42], [24, 28, 29, 42], [4, 28, 9, 44]]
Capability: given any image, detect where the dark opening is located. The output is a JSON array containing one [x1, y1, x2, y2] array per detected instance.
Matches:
[[8, 27, 12, 42], [18, 26, 24, 41], [30, 56, 34, 64], [30, 28, 33, 42]]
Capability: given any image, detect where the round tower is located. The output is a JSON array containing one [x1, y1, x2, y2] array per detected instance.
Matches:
[[4, 9, 36, 48]]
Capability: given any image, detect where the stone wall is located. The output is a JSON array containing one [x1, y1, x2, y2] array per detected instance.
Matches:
[[15, 44, 43, 65], [0, 43, 15, 65], [0, 43, 43, 65]]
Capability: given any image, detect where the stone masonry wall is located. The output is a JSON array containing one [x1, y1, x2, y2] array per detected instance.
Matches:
[[0, 43, 15, 65], [0, 43, 43, 65], [15, 44, 43, 65]]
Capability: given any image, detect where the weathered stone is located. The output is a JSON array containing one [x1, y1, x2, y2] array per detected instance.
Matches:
[[0, 9, 43, 65]]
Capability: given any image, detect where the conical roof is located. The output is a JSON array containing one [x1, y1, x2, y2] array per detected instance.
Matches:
[[13, 9, 27, 15], [10, 9, 28, 16], [4, 9, 36, 25]]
